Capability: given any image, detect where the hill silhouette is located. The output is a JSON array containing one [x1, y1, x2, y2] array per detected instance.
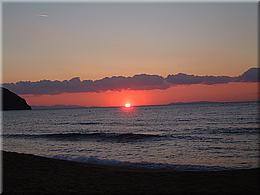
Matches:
[[2, 87, 31, 110]]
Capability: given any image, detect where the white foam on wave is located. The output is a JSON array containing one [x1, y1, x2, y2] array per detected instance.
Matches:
[[51, 154, 231, 171]]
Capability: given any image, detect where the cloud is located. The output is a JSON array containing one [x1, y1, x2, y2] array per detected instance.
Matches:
[[237, 68, 259, 82], [2, 68, 259, 95], [166, 74, 234, 85]]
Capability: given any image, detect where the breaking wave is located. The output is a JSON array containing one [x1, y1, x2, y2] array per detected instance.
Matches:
[[4, 132, 165, 142], [52, 154, 233, 171]]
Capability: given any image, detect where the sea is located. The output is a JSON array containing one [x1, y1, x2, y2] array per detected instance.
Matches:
[[2, 101, 259, 171]]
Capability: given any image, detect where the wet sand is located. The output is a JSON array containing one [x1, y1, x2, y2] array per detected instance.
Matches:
[[2, 151, 260, 194]]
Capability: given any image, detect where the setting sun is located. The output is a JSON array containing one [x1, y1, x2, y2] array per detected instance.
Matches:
[[2, 3, 259, 194], [124, 103, 131, 108]]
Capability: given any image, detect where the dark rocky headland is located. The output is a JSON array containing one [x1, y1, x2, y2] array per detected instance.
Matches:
[[2, 87, 31, 110]]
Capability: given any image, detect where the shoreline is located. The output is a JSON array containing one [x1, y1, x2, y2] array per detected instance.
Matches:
[[4, 151, 250, 172], [2, 151, 260, 194]]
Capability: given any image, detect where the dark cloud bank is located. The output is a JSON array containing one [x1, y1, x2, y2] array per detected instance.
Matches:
[[2, 68, 259, 95]]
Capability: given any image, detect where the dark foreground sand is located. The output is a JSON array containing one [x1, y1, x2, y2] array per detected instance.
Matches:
[[2, 151, 260, 194]]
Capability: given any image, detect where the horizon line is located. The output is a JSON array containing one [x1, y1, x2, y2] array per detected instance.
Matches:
[[30, 100, 259, 110]]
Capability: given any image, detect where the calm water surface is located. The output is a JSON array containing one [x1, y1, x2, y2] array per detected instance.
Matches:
[[2, 102, 259, 171]]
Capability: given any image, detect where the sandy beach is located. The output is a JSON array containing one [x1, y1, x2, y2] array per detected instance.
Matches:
[[2, 151, 259, 194]]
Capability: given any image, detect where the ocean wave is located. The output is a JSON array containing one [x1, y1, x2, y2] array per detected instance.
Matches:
[[54, 121, 146, 126], [73, 122, 101, 125], [55, 122, 101, 125], [4, 126, 258, 142], [51, 154, 232, 171], [208, 127, 259, 135], [4, 132, 165, 142]]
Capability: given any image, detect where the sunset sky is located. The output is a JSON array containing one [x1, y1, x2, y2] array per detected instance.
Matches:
[[2, 2, 259, 107]]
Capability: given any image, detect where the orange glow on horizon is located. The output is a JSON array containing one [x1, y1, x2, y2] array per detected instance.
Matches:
[[21, 82, 259, 107]]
